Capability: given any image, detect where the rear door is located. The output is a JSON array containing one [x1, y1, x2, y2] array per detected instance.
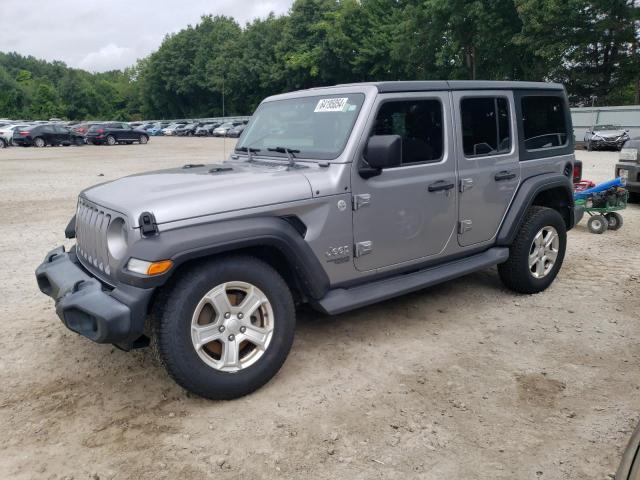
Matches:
[[351, 92, 457, 271], [109, 123, 125, 140], [452, 91, 520, 246], [56, 125, 71, 143]]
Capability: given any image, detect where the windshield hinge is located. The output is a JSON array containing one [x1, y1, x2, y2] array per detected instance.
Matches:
[[352, 194, 371, 210]]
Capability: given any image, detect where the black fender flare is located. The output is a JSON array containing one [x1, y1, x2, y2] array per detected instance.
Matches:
[[120, 217, 330, 300], [497, 173, 574, 246]]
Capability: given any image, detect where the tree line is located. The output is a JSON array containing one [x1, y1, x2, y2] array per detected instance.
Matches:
[[0, 0, 638, 121]]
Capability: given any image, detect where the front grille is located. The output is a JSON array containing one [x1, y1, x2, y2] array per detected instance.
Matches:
[[76, 197, 115, 276]]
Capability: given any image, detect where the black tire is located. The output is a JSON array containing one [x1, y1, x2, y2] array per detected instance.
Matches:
[[34, 137, 46, 148], [139, 135, 148, 144], [106, 135, 116, 146], [498, 206, 567, 294], [587, 140, 593, 151], [605, 212, 623, 231], [154, 255, 295, 400], [0, 138, 6, 148], [587, 214, 608, 234]]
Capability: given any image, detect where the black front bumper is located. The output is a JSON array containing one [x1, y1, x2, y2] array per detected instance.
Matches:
[[35, 246, 153, 349]]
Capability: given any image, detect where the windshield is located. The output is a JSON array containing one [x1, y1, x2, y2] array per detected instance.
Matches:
[[236, 93, 365, 160], [594, 125, 620, 131]]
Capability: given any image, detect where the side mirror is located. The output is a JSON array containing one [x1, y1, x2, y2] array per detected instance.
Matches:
[[361, 135, 402, 178]]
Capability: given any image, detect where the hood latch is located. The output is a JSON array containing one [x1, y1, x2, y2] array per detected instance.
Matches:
[[139, 212, 159, 237]]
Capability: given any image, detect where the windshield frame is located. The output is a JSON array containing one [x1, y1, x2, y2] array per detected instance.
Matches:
[[236, 92, 368, 162], [593, 124, 621, 131]]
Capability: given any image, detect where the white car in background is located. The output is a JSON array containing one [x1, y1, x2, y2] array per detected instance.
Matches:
[[0, 124, 30, 147]]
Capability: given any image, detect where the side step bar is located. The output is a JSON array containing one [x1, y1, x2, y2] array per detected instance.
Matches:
[[316, 247, 509, 315]]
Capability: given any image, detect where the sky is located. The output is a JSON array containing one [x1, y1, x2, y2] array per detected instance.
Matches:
[[0, 0, 294, 72]]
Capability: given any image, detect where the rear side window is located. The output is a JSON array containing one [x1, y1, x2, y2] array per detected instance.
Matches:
[[461, 97, 511, 157], [372, 99, 443, 165], [521, 96, 568, 150]]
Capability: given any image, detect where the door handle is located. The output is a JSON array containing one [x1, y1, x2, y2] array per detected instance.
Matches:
[[494, 171, 516, 181], [428, 180, 455, 192]]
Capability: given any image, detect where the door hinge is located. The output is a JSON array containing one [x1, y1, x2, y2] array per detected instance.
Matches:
[[458, 219, 473, 234], [354, 241, 373, 257], [460, 178, 474, 192], [352, 194, 371, 210]]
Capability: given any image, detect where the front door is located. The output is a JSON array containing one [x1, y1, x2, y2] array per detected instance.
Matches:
[[352, 93, 457, 272], [451, 91, 520, 247]]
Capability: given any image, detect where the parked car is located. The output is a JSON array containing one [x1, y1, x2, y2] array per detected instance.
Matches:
[[71, 122, 101, 137], [36, 80, 578, 400], [584, 124, 630, 151], [176, 123, 200, 136], [86, 122, 149, 145], [13, 124, 84, 147], [212, 121, 243, 137], [0, 124, 31, 147], [616, 139, 640, 201], [161, 122, 187, 136], [145, 123, 165, 136], [226, 124, 246, 138], [195, 123, 220, 136]]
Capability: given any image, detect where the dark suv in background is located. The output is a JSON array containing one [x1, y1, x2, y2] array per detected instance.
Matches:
[[86, 123, 149, 145], [13, 124, 84, 147]]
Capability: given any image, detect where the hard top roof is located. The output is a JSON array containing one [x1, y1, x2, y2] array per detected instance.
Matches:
[[337, 80, 564, 92]]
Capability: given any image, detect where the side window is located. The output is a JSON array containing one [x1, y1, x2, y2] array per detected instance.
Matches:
[[521, 96, 568, 150], [461, 97, 511, 157], [372, 99, 443, 165]]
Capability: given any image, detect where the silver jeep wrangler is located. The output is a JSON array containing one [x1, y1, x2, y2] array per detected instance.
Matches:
[[36, 81, 577, 399]]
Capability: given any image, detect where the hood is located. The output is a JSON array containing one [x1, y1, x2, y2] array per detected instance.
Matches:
[[82, 161, 313, 227], [593, 129, 626, 138]]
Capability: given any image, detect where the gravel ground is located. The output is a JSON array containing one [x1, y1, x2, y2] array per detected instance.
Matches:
[[0, 138, 638, 480]]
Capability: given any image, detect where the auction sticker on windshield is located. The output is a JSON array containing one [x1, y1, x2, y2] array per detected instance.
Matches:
[[315, 97, 349, 113]]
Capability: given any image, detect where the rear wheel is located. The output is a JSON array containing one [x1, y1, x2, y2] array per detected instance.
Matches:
[[0, 138, 6, 148], [34, 137, 46, 148], [605, 212, 623, 231], [587, 215, 608, 234], [498, 206, 566, 294], [154, 256, 295, 400], [106, 135, 116, 146], [587, 140, 593, 151]]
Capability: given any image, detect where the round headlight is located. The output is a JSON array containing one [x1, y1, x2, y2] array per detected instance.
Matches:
[[107, 217, 128, 260]]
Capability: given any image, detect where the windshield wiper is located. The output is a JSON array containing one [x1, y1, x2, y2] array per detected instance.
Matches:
[[235, 146, 261, 162], [267, 146, 300, 168]]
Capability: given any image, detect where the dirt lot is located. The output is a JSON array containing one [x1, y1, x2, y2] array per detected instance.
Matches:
[[0, 137, 638, 479]]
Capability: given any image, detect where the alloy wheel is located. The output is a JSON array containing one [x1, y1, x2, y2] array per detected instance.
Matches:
[[528, 226, 559, 279], [191, 281, 274, 373]]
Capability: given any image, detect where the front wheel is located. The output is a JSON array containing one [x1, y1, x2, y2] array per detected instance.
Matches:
[[498, 206, 567, 294], [139, 135, 148, 144], [154, 256, 295, 400], [0, 138, 6, 148], [587, 214, 608, 234]]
